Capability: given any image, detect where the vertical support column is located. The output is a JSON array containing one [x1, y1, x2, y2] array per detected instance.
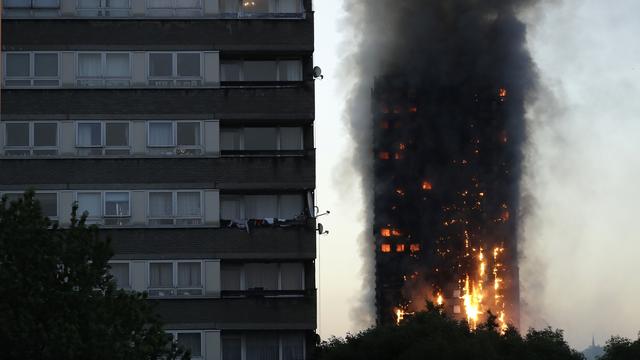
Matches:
[[203, 51, 220, 87], [204, 189, 220, 227], [204, 330, 222, 360], [204, 120, 220, 157], [61, 52, 75, 88], [204, 259, 221, 298]]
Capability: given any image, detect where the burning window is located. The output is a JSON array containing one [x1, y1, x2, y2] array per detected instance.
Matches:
[[396, 244, 405, 252], [409, 244, 420, 253], [421, 181, 433, 191], [379, 151, 390, 160], [498, 87, 508, 99], [380, 228, 391, 237], [391, 229, 402, 236], [408, 105, 417, 113], [381, 244, 391, 253], [453, 305, 461, 314], [398, 143, 406, 150], [394, 152, 403, 160]]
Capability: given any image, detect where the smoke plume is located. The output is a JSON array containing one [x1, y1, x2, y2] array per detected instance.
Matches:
[[341, 0, 541, 327]]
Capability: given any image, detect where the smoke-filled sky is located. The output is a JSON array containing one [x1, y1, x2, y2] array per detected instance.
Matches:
[[314, 0, 640, 351]]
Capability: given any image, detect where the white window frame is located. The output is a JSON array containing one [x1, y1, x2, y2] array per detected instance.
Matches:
[[166, 330, 205, 360], [74, 190, 131, 226], [147, 190, 204, 226], [1, 191, 59, 221], [108, 260, 132, 290], [148, 260, 204, 297], [75, 121, 132, 155], [3, 121, 59, 156], [222, 333, 307, 360], [76, 52, 132, 87], [76, 0, 131, 16], [145, 0, 203, 16], [220, 126, 304, 152], [220, 59, 302, 82], [147, 52, 203, 87], [147, 121, 204, 155], [3, 52, 61, 88]]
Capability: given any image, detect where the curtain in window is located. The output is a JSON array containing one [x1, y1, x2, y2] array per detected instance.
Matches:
[[77, 123, 101, 146], [150, 263, 173, 287], [105, 53, 130, 77], [221, 265, 242, 291], [178, 262, 201, 287], [280, 263, 304, 290], [149, 192, 173, 217], [109, 263, 130, 288], [105, 192, 129, 217], [278, 0, 298, 12], [177, 192, 201, 217], [245, 195, 278, 219], [77, 193, 102, 218], [278, 60, 302, 81], [6, 123, 29, 146], [246, 334, 279, 360], [6, 54, 30, 77], [278, 195, 303, 219], [177, 333, 202, 357], [78, 54, 102, 77], [282, 334, 305, 360], [222, 336, 242, 360], [245, 263, 278, 290], [149, 123, 173, 146], [279, 127, 303, 150]]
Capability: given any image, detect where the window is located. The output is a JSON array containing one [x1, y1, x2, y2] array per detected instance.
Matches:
[[148, 121, 202, 155], [220, 194, 304, 220], [77, 53, 131, 87], [75, 191, 130, 225], [148, 191, 202, 226], [222, 334, 305, 360], [220, 127, 303, 152], [148, 53, 202, 87], [221, 60, 302, 82], [177, 333, 202, 359], [4, 53, 59, 87], [77, 192, 102, 221], [4, 122, 58, 156], [221, 263, 304, 293], [109, 262, 130, 289], [148, 261, 204, 297], [35, 193, 58, 220], [147, 0, 201, 16], [3, 0, 59, 8], [76, 121, 130, 155], [77, 0, 129, 16]]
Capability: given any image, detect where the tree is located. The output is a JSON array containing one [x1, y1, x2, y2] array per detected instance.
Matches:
[[599, 334, 640, 360], [317, 304, 584, 360], [0, 191, 188, 360]]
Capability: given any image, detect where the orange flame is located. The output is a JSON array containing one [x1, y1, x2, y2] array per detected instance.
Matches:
[[396, 244, 406, 252], [381, 228, 391, 237], [381, 243, 391, 253], [421, 181, 433, 191]]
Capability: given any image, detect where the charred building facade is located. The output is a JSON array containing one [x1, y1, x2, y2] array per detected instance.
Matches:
[[1, 1, 316, 359], [372, 77, 521, 328]]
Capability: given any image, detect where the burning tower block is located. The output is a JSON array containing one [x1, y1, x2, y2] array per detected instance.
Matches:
[[373, 76, 520, 330]]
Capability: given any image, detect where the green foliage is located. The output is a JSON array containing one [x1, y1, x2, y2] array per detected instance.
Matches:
[[599, 334, 640, 360], [317, 305, 584, 360], [0, 191, 189, 360]]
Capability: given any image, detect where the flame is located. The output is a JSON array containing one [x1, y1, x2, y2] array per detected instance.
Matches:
[[498, 88, 507, 98], [391, 229, 402, 236], [395, 188, 405, 196], [395, 308, 405, 325], [409, 106, 418, 113], [436, 293, 444, 306], [409, 243, 421, 253], [381, 243, 391, 253], [399, 143, 407, 150], [396, 244, 406, 252], [394, 152, 403, 160], [421, 181, 433, 191], [461, 275, 482, 330], [381, 228, 391, 237]]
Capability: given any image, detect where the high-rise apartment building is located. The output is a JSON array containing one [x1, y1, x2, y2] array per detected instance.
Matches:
[[1, 1, 316, 359]]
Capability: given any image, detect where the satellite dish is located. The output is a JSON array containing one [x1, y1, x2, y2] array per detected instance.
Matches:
[[317, 223, 329, 235], [313, 66, 324, 80]]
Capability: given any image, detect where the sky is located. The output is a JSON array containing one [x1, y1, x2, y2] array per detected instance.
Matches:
[[313, 0, 640, 351]]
